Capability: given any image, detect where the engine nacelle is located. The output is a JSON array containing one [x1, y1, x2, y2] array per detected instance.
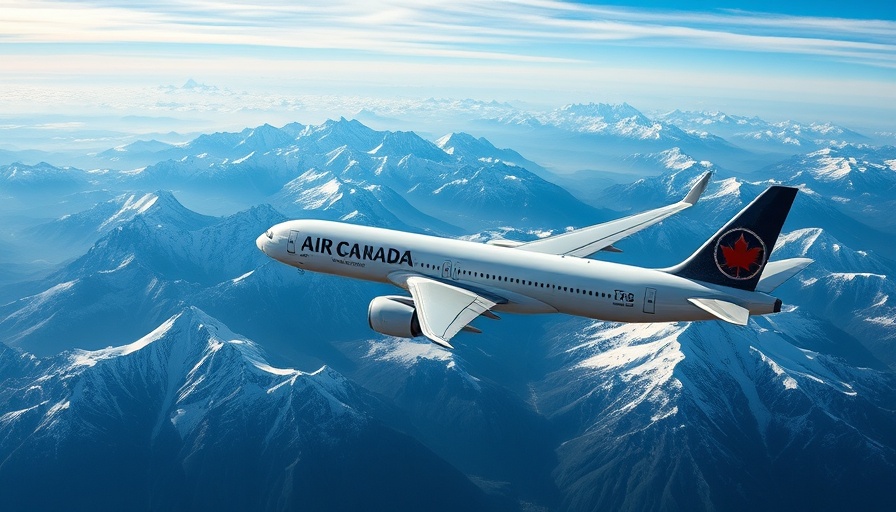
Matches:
[[367, 296, 423, 339]]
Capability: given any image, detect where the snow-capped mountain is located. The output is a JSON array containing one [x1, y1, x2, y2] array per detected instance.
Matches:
[[191, 261, 388, 369], [270, 169, 436, 233], [596, 149, 722, 211], [0, 308, 495, 511], [56, 193, 262, 285], [471, 102, 749, 173], [0, 161, 89, 192], [2, 117, 896, 511], [0, 162, 98, 218], [288, 120, 605, 230], [0, 196, 285, 355], [656, 109, 872, 153], [544, 103, 688, 139], [774, 227, 893, 276], [295, 117, 384, 158], [174, 123, 299, 162], [28, 191, 216, 263], [574, 165, 896, 373], [96, 139, 180, 168], [761, 145, 896, 233], [589, 162, 894, 264], [109, 118, 602, 231], [537, 314, 896, 512], [347, 334, 560, 507], [798, 272, 896, 365], [773, 227, 896, 366], [436, 132, 553, 180]]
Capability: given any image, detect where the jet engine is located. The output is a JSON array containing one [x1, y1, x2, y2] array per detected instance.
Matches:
[[367, 296, 423, 339]]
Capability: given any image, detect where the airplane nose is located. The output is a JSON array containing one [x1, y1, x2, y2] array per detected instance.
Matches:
[[255, 233, 267, 254]]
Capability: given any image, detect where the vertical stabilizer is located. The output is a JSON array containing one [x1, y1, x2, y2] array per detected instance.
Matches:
[[666, 186, 798, 291]]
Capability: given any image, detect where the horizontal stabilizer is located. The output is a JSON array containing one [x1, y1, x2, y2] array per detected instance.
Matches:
[[688, 298, 750, 325], [756, 258, 813, 293]]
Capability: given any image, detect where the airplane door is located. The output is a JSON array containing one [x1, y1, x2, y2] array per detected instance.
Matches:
[[452, 261, 461, 280], [643, 287, 657, 314], [441, 260, 452, 279], [287, 230, 299, 254]]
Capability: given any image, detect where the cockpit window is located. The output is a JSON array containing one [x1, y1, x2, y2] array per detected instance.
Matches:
[[265, 230, 273, 239]]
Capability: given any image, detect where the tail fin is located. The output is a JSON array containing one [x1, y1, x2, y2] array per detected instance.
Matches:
[[666, 186, 798, 291]]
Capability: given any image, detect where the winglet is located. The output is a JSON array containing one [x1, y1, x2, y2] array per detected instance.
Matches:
[[683, 172, 712, 205]]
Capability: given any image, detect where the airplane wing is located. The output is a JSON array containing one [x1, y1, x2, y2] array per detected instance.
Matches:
[[516, 172, 711, 258], [405, 276, 497, 349]]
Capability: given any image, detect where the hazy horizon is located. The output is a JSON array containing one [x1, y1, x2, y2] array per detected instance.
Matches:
[[2, 1, 894, 143]]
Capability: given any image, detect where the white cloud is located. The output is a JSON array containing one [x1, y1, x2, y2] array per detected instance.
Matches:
[[1, 1, 893, 65]]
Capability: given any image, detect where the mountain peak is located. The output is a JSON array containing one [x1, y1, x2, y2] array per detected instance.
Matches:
[[302, 118, 383, 153], [559, 102, 646, 121], [134, 190, 216, 229], [435, 132, 495, 155], [238, 123, 293, 150], [369, 131, 449, 162], [1, 161, 87, 188], [774, 227, 891, 273], [68, 306, 299, 379], [279, 121, 306, 137]]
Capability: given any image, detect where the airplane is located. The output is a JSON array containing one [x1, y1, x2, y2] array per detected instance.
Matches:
[[256, 172, 812, 348]]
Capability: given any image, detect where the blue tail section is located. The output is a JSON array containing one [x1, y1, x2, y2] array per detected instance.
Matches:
[[666, 186, 798, 292]]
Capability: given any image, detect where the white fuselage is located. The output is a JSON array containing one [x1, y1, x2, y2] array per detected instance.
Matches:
[[257, 219, 781, 324]]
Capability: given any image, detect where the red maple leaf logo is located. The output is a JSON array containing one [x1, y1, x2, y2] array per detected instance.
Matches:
[[720, 234, 762, 277]]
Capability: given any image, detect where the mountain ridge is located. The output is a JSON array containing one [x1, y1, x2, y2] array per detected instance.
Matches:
[[1, 115, 895, 511], [0, 307, 500, 511]]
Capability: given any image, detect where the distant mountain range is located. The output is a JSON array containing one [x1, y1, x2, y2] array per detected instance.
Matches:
[[1, 116, 895, 511], [2, 100, 884, 175], [656, 109, 872, 152]]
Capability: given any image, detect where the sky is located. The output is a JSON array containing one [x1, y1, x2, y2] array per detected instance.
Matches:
[[1, 1, 894, 135]]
